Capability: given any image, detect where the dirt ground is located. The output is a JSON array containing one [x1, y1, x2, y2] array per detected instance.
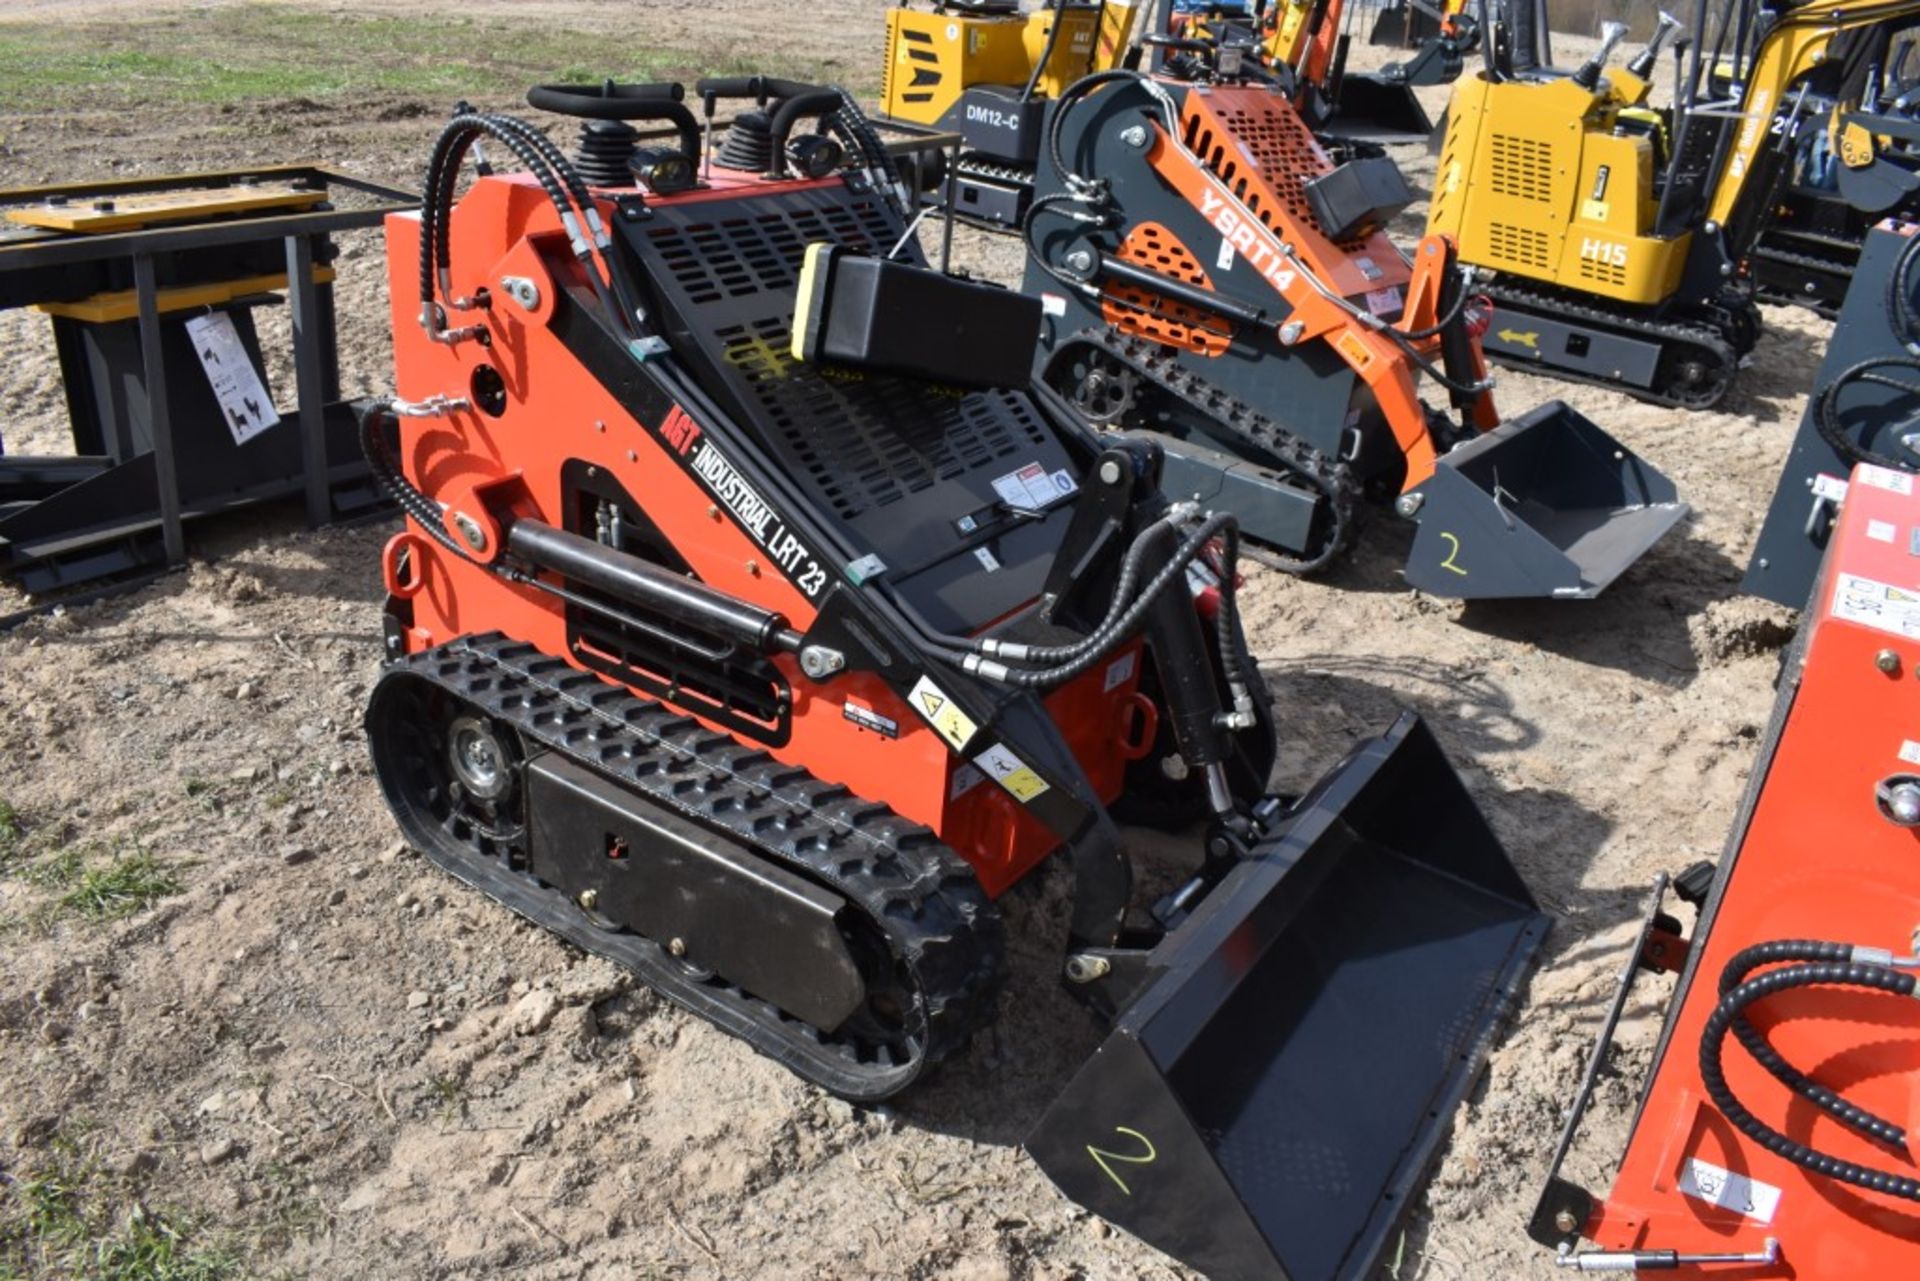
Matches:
[[0, 7, 1817, 1280]]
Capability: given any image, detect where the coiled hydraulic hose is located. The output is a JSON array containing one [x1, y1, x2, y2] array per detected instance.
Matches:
[[1701, 951, 1920, 1202], [419, 111, 633, 343], [1813, 354, 1920, 470], [1812, 231, 1920, 470], [1717, 939, 1911, 1147]]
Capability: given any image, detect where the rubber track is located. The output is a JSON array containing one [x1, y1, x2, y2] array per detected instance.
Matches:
[[368, 632, 1006, 1101], [1750, 235, 1854, 317], [1050, 326, 1363, 575], [1481, 277, 1744, 409]]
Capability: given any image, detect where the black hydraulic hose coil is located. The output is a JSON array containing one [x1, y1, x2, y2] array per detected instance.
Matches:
[[1718, 940, 1909, 1148], [1700, 959, 1920, 1202], [1813, 354, 1920, 471]]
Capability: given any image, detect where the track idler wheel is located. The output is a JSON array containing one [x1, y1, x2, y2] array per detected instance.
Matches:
[[1056, 345, 1140, 426]]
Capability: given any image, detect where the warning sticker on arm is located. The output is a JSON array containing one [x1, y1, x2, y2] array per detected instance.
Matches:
[[909, 675, 978, 751]]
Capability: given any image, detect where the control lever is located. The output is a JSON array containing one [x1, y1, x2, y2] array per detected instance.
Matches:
[[1572, 20, 1630, 90], [1627, 11, 1683, 80]]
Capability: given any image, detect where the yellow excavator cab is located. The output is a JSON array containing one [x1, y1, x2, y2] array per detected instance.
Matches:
[[1430, 71, 1688, 307]]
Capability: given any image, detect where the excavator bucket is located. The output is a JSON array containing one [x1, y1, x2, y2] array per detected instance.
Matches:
[[1027, 714, 1547, 1281], [1321, 73, 1434, 142], [1403, 401, 1686, 599]]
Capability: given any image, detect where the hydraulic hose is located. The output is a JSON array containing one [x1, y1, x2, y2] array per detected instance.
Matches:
[[1700, 958, 1920, 1202], [974, 510, 1199, 664], [1889, 228, 1920, 355], [479, 111, 647, 331], [1813, 354, 1920, 470], [359, 405, 470, 565], [419, 111, 635, 343], [1717, 940, 1910, 1147], [956, 514, 1238, 689]]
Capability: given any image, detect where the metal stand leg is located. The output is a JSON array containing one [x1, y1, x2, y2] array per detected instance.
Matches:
[[132, 252, 186, 567], [286, 233, 330, 529]]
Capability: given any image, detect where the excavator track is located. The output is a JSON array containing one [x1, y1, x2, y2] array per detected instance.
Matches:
[[1482, 278, 1747, 410], [365, 632, 1005, 1102], [1047, 327, 1363, 575], [1750, 234, 1855, 317]]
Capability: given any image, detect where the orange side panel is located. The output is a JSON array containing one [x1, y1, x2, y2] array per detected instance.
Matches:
[[1594, 467, 1920, 1273], [1100, 221, 1233, 357]]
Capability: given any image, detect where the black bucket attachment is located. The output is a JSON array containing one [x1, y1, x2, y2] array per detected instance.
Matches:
[[1403, 400, 1686, 599], [1320, 73, 1434, 142], [1369, 0, 1441, 47], [1027, 714, 1547, 1281]]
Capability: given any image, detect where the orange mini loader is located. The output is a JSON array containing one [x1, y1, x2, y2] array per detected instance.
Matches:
[[1532, 463, 1920, 1273], [1022, 47, 1687, 598], [357, 76, 1546, 1279]]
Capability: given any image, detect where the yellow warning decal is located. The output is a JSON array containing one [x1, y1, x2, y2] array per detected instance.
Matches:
[[976, 741, 1050, 802], [909, 675, 978, 750], [1333, 331, 1375, 373]]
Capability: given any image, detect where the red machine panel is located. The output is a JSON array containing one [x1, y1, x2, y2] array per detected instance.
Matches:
[[1590, 463, 1920, 1274]]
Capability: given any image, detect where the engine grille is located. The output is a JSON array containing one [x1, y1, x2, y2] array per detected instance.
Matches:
[[1488, 134, 1553, 203], [1180, 89, 1372, 254], [1486, 221, 1552, 272]]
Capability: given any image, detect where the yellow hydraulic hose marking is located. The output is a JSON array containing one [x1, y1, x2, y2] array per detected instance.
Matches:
[[1439, 532, 1468, 576], [1087, 1126, 1158, 1195]]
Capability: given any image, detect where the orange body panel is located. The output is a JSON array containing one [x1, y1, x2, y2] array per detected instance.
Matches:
[[1593, 468, 1920, 1272], [1137, 84, 1503, 489], [382, 170, 1143, 898]]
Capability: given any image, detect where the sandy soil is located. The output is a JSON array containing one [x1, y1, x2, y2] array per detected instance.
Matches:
[[0, 11, 1817, 1280]]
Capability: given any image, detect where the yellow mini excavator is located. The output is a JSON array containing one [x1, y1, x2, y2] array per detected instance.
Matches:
[[879, 0, 1145, 225], [1428, 0, 1920, 407]]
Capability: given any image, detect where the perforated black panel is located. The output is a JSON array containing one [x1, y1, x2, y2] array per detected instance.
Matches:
[[621, 182, 1080, 634], [716, 314, 1052, 522]]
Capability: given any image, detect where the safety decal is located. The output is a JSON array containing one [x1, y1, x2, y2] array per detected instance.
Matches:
[[976, 741, 1050, 801], [1811, 473, 1849, 503], [909, 675, 978, 750], [991, 461, 1075, 511], [1856, 464, 1914, 495], [1832, 571, 1920, 639], [1869, 519, 1897, 544], [1677, 1157, 1780, 1226], [1103, 650, 1136, 693]]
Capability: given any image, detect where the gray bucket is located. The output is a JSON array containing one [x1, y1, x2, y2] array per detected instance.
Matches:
[[1403, 400, 1686, 599]]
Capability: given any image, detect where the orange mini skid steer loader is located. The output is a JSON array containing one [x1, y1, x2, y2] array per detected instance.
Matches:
[[358, 77, 1545, 1279], [1023, 60, 1688, 598]]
